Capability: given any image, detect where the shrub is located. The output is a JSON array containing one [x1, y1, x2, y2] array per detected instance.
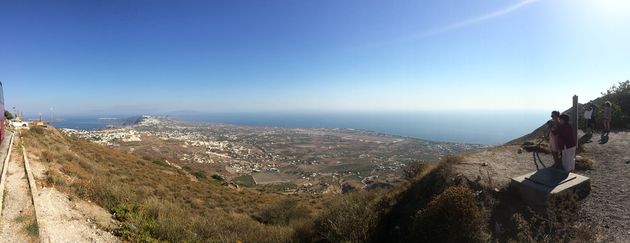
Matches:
[[411, 186, 489, 243], [509, 192, 594, 242], [62, 152, 78, 162], [510, 213, 535, 242], [142, 198, 195, 242], [151, 159, 169, 167], [30, 126, 45, 135], [211, 174, 225, 181], [598, 80, 630, 128], [45, 170, 66, 186], [255, 198, 310, 225], [575, 156, 596, 171], [40, 151, 54, 163], [143, 156, 169, 167], [26, 221, 39, 236], [545, 193, 580, 240], [402, 160, 426, 180], [312, 192, 379, 243], [191, 170, 206, 179], [4, 110, 13, 120]]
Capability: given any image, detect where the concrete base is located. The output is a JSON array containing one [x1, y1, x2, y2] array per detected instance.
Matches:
[[510, 168, 591, 206]]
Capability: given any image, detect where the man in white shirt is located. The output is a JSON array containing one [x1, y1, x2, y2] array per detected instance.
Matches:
[[584, 105, 594, 135]]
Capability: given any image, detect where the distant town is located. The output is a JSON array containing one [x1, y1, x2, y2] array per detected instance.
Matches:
[[61, 116, 489, 194]]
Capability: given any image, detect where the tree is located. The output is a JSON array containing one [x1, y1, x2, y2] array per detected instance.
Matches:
[[4, 110, 13, 120], [599, 80, 630, 128]]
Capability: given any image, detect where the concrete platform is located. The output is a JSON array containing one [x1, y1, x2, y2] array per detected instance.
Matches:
[[510, 168, 591, 206]]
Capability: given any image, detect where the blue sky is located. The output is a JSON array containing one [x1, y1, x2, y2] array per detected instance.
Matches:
[[1, 0, 629, 116]]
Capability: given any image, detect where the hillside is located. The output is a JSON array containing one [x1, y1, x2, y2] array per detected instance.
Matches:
[[19, 127, 321, 242], [7, 81, 628, 242], [7, 127, 621, 243]]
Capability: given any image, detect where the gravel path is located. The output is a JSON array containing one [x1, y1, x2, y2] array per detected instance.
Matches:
[[0, 135, 38, 242], [578, 131, 630, 242], [455, 131, 630, 242]]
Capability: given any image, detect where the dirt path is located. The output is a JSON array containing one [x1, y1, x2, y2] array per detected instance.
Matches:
[[36, 187, 120, 243], [24, 140, 120, 242], [577, 131, 630, 242], [0, 135, 39, 242], [1, 131, 119, 243]]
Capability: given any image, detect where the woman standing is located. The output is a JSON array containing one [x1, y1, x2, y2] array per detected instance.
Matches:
[[554, 114, 576, 173], [603, 101, 613, 135], [546, 111, 561, 167]]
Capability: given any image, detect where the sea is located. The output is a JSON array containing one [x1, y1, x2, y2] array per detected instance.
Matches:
[[50, 111, 549, 145]]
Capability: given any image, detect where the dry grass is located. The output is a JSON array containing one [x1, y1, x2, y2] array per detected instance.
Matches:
[[506, 192, 597, 243], [21, 127, 305, 242], [19, 127, 597, 242], [311, 192, 380, 242], [575, 155, 597, 171], [411, 186, 490, 243]]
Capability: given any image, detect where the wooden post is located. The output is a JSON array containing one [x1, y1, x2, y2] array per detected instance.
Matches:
[[573, 95, 579, 144]]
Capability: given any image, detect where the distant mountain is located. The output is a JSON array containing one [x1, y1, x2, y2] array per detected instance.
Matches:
[[121, 115, 148, 126], [163, 110, 207, 116]]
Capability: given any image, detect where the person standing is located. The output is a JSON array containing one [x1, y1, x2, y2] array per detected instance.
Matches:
[[603, 101, 613, 135], [554, 114, 576, 173], [584, 105, 594, 135], [546, 111, 561, 167]]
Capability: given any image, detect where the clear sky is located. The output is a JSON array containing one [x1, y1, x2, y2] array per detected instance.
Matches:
[[1, 0, 629, 116]]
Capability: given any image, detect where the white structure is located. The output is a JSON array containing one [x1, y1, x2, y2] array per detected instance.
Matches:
[[11, 121, 29, 128]]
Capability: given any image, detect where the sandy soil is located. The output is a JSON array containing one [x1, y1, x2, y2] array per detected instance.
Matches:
[[0, 136, 38, 243]]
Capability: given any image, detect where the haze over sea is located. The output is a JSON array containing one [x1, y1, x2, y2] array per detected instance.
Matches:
[[52, 111, 548, 145]]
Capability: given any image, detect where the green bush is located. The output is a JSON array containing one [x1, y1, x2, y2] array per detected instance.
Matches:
[[598, 80, 630, 128], [191, 170, 206, 179], [211, 174, 225, 181], [411, 186, 489, 243], [5, 111, 13, 120]]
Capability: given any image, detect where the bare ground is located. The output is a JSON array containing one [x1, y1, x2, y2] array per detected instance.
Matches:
[[36, 187, 120, 243], [453, 145, 551, 189], [0, 136, 38, 243], [26, 147, 120, 243]]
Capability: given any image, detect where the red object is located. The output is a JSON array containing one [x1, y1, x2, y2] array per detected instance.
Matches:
[[554, 123, 576, 149]]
